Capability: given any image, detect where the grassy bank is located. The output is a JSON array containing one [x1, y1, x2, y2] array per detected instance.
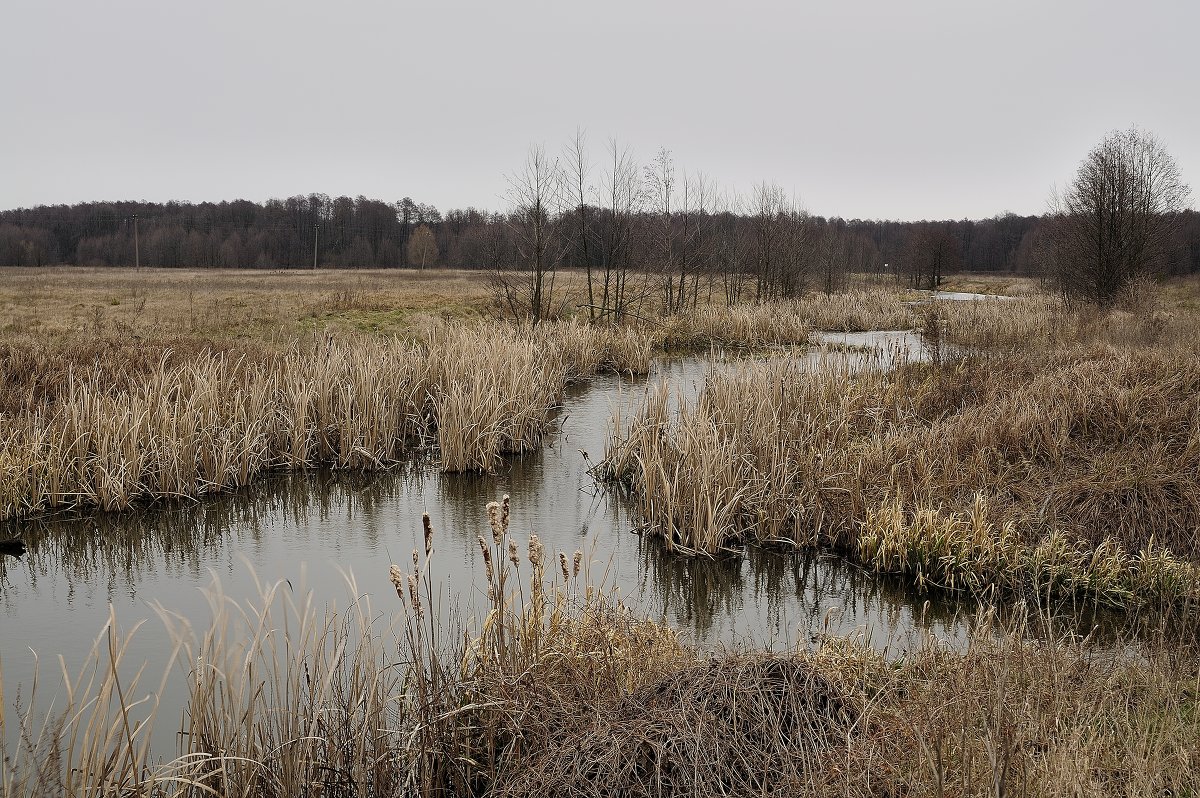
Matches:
[[599, 287, 1200, 608], [0, 321, 658, 521], [3, 501, 1197, 797]]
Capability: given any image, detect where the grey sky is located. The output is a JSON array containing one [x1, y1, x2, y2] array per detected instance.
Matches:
[[3, 0, 1196, 221]]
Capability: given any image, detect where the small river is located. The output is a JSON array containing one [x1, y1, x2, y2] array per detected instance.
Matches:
[[0, 328, 1111, 758]]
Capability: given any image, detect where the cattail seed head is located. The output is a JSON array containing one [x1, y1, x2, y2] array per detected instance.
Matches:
[[500, 494, 511, 535], [507, 537, 519, 566], [407, 574, 421, 615], [559, 552, 570, 581], [477, 535, 496, 584], [412, 549, 419, 568], [389, 564, 404, 600], [572, 550, 583, 578], [422, 512, 434, 556], [486, 501, 503, 544], [528, 534, 544, 568]]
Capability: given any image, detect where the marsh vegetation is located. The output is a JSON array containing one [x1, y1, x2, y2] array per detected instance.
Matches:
[[2, 264, 1200, 796]]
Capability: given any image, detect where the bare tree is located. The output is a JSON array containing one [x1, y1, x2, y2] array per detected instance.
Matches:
[[644, 148, 679, 313], [1049, 127, 1191, 306], [405, 223, 439, 269], [750, 182, 809, 300], [683, 172, 715, 307], [594, 139, 645, 323], [493, 146, 568, 326], [812, 220, 846, 295], [904, 224, 961, 290], [564, 129, 597, 320]]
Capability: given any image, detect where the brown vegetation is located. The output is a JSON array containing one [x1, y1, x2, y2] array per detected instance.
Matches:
[[600, 290, 1200, 607], [0, 321, 657, 521]]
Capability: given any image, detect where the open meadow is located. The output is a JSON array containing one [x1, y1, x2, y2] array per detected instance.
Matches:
[[1, 266, 1198, 797]]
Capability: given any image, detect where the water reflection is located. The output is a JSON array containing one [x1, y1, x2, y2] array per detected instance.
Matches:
[[636, 536, 973, 649]]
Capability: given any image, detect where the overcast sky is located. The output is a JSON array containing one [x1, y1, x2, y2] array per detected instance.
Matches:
[[3, 0, 1196, 221]]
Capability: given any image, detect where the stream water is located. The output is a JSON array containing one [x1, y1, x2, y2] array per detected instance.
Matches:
[[0, 331, 1114, 758]]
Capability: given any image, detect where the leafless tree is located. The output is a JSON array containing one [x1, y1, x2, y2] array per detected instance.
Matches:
[[405, 223, 439, 269], [493, 146, 568, 326], [682, 172, 715, 307], [594, 139, 645, 323], [1049, 127, 1190, 306], [564, 129, 597, 320], [644, 148, 680, 313], [750, 182, 809, 300], [904, 225, 961, 290]]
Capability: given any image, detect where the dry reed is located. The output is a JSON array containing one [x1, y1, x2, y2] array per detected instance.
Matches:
[[599, 341, 1200, 607], [0, 321, 658, 521]]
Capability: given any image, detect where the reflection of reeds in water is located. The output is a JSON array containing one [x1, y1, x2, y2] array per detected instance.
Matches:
[[0, 468, 425, 592], [0, 322, 658, 522], [637, 533, 746, 637], [601, 342, 1200, 609], [638, 531, 972, 646]]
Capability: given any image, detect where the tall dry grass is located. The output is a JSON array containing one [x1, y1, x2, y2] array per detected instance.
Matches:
[[657, 288, 921, 350], [599, 342, 1200, 607], [0, 322, 657, 521]]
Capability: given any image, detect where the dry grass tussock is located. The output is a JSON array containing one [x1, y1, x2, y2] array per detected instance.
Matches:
[[0, 321, 656, 521], [937, 287, 1200, 353], [599, 340, 1200, 607], [3, 501, 1198, 797], [658, 289, 918, 350]]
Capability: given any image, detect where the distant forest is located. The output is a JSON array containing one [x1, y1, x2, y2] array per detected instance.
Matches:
[[2, 193, 1198, 288]]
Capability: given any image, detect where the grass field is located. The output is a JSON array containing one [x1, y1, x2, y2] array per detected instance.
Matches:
[[0, 267, 504, 338]]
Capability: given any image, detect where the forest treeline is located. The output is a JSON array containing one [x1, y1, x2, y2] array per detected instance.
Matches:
[[2, 186, 1198, 288]]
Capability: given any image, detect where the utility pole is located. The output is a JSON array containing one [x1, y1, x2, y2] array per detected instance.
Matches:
[[313, 224, 319, 270], [133, 214, 140, 270]]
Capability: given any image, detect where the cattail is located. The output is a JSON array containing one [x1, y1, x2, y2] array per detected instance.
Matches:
[[507, 537, 519, 566], [500, 494, 510, 534], [486, 501, 503, 544], [412, 548, 419, 568], [528, 534, 544, 568], [572, 550, 583, 578], [407, 574, 421, 616], [559, 552, 570, 581], [389, 563, 404, 600], [477, 535, 495, 584], [422, 512, 433, 556]]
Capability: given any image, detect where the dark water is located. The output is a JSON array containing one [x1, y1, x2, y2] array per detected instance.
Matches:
[[0, 345, 1123, 757]]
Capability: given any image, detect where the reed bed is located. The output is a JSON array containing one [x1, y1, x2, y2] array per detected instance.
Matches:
[[598, 343, 1200, 607], [935, 290, 1200, 355], [0, 321, 657, 521], [3, 501, 1197, 797], [662, 302, 814, 349], [657, 288, 924, 351], [795, 287, 918, 332]]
